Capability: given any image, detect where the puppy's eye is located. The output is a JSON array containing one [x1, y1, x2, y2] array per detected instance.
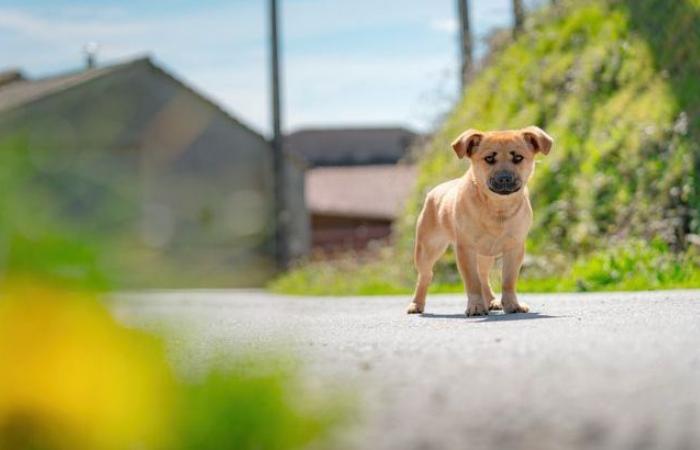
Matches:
[[484, 154, 496, 165], [512, 154, 524, 164]]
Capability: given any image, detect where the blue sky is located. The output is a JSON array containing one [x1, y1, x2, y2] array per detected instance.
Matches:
[[0, 0, 540, 135]]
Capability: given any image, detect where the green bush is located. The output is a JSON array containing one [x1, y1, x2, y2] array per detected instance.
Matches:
[[401, 0, 700, 256], [274, 0, 700, 295], [567, 240, 700, 291], [272, 241, 700, 295], [270, 248, 413, 296]]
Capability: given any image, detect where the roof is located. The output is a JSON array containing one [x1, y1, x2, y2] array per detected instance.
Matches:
[[306, 164, 417, 220], [286, 127, 417, 167], [0, 62, 129, 114], [0, 57, 268, 145], [0, 69, 25, 88]]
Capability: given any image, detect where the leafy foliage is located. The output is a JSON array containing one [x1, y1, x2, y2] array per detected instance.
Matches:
[[274, 0, 700, 295], [401, 0, 700, 256], [0, 135, 272, 289], [177, 362, 346, 450], [272, 241, 700, 295], [0, 280, 347, 450], [0, 136, 129, 289]]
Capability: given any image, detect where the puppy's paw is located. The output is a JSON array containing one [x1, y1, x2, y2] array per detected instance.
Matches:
[[488, 299, 503, 311], [502, 300, 529, 314], [466, 296, 488, 316], [406, 302, 424, 314], [501, 293, 529, 314]]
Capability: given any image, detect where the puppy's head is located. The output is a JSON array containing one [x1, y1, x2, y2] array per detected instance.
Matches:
[[451, 126, 553, 196]]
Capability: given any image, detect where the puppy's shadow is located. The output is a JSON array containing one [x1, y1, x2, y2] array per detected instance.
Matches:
[[420, 312, 558, 322]]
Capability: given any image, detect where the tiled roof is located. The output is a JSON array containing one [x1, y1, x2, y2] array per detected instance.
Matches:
[[286, 127, 417, 167], [0, 69, 25, 88], [306, 164, 417, 220], [0, 61, 136, 114], [0, 57, 269, 146]]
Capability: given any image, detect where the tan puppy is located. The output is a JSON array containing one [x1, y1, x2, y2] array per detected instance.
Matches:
[[406, 126, 553, 316]]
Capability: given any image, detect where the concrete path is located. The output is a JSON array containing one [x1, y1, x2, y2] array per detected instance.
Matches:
[[113, 290, 700, 450]]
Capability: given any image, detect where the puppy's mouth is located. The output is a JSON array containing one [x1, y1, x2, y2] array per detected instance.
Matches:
[[487, 183, 522, 196], [487, 171, 522, 196]]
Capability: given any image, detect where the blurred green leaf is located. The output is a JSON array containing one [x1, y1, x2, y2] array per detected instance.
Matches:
[[176, 361, 347, 450]]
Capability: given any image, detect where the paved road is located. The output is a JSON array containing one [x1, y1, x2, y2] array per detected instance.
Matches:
[[113, 291, 700, 450]]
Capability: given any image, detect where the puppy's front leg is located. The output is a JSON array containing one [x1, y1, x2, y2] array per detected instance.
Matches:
[[455, 243, 487, 316], [501, 244, 529, 314]]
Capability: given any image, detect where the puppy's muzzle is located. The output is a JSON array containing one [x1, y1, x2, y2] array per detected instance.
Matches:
[[488, 170, 521, 195]]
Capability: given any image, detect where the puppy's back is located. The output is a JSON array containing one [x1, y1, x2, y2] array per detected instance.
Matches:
[[419, 178, 463, 240]]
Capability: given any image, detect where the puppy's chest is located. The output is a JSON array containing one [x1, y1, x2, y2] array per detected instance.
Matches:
[[472, 228, 520, 255], [463, 210, 527, 253]]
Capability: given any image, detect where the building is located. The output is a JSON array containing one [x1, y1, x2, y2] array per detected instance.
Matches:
[[285, 127, 417, 167], [0, 57, 309, 286], [286, 127, 418, 252], [306, 164, 417, 251]]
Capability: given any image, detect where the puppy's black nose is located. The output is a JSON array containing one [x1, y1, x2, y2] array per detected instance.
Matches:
[[488, 170, 520, 195], [493, 171, 514, 185]]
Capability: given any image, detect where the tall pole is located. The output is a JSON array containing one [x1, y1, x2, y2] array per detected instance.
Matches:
[[512, 0, 525, 37], [270, 0, 287, 269], [457, 0, 473, 93]]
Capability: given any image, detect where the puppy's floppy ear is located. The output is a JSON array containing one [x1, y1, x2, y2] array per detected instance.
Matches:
[[451, 129, 483, 159], [521, 126, 553, 155]]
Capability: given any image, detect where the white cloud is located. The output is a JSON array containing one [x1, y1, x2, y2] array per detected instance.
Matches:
[[430, 18, 459, 34], [0, 1, 467, 134], [283, 0, 453, 36], [0, 8, 148, 41]]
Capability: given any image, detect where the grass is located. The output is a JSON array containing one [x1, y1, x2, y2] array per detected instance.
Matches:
[[273, 0, 700, 296], [271, 240, 700, 296]]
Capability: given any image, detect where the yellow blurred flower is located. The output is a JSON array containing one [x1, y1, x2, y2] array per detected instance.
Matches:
[[0, 279, 174, 450]]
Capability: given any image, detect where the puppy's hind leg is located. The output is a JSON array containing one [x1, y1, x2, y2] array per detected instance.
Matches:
[[477, 255, 501, 311], [407, 236, 448, 314]]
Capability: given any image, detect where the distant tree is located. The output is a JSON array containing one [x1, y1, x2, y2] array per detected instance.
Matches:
[[512, 0, 525, 37], [457, 0, 473, 91]]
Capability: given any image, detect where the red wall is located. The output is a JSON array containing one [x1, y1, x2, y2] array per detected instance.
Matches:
[[310, 214, 393, 252]]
